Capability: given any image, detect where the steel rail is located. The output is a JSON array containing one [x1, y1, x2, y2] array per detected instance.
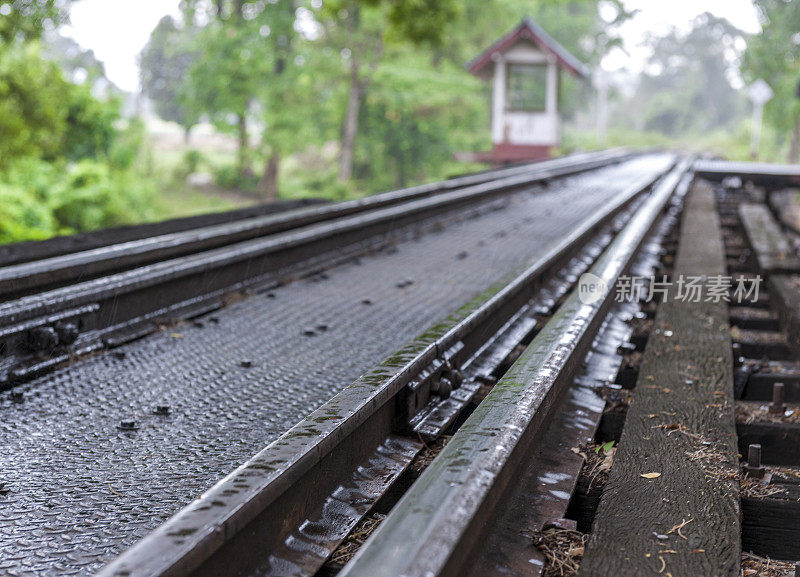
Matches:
[[336, 160, 690, 577], [95, 157, 676, 577], [0, 149, 631, 298], [0, 152, 641, 387], [694, 158, 800, 187], [0, 198, 327, 269]]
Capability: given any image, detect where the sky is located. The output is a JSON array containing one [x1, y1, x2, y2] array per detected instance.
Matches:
[[62, 0, 762, 93]]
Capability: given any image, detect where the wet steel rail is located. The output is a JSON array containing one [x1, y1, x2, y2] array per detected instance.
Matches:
[[96, 157, 685, 577], [0, 149, 633, 389]]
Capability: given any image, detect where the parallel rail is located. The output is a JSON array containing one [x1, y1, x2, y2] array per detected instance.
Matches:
[[97, 157, 681, 577], [694, 158, 800, 187]]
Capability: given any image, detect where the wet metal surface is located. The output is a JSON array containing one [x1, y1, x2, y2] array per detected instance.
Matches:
[[0, 156, 670, 577], [467, 192, 678, 577]]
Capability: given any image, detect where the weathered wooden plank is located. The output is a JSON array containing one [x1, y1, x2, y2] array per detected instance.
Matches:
[[739, 203, 800, 274], [580, 183, 741, 577]]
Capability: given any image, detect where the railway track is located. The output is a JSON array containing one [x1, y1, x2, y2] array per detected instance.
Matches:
[[0, 148, 632, 389], [4, 152, 800, 577]]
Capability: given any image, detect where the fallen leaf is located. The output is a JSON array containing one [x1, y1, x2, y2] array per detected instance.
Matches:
[[598, 448, 616, 473], [170, 333, 183, 339], [641, 472, 661, 478]]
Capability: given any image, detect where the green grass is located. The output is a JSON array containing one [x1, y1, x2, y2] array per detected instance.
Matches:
[[561, 121, 793, 164], [153, 184, 255, 220]]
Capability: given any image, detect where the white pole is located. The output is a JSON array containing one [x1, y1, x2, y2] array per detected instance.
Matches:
[[751, 102, 763, 159], [597, 82, 608, 146]]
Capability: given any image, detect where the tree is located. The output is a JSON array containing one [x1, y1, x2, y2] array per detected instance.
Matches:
[[744, 0, 800, 162], [0, 0, 71, 44], [315, 0, 459, 182], [629, 13, 747, 136], [140, 16, 200, 141]]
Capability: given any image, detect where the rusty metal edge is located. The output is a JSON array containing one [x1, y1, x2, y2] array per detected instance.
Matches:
[[94, 158, 676, 577], [335, 160, 691, 577], [0, 149, 632, 297]]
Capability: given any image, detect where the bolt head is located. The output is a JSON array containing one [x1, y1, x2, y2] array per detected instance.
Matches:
[[118, 420, 137, 431], [28, 326, 58, 351], [55, 322, 79, 345]]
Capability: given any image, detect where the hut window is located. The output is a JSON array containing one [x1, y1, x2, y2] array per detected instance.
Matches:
[[506, 64, 547, 111]]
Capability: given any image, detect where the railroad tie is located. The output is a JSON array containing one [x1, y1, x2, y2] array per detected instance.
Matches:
[[579, 182, 741, 577]]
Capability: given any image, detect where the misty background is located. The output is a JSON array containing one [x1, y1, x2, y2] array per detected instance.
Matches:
[[1, 0, 799, 244]]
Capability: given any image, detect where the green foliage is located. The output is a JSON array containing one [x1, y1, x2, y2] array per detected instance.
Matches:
[[213, 163, 259, 191], [62, 81, 119, 160], [140, 16, 200, 132], [0, 156, 158, 242], [744, 0, 800, 160], [183, 149, 204, 175], [0, 183, 57, 243], [0, 0, 70, 43], [0, 42, 68, 162], [0, 41, 121, 166], [48, 161, 155, 231], [108, 118, 146, 171]]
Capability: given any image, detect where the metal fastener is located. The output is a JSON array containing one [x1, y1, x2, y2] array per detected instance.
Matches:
[[442, 368, 463, 390], [118, 420, 138, 431], [743, 443, 765, 478], [769, 382, 785, 414], [54, 322, 79, 345], [154, 406, 171, 416], [240, 360, 252, 368], [28, 326, 58, 351]]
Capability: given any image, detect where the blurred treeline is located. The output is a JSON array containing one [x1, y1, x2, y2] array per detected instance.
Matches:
[[580, 3, 800, 163]]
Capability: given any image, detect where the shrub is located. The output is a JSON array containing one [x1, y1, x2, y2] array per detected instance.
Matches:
[[47, 160, 157, 233], [0, 183, 56, 243], [213, 164, 258, 191]]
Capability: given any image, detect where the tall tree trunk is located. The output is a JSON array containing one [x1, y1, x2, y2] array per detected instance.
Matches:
[[183, 125, 192, 146], [237, 114, 249, 174], [259, 152, 280, 201], [789, 118, 800, 164], [339, 61, 362, 182]]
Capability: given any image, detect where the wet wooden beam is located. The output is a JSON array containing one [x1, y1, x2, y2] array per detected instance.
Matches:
[[580, 182, 741, 577], [739, 203, 800, 274]]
